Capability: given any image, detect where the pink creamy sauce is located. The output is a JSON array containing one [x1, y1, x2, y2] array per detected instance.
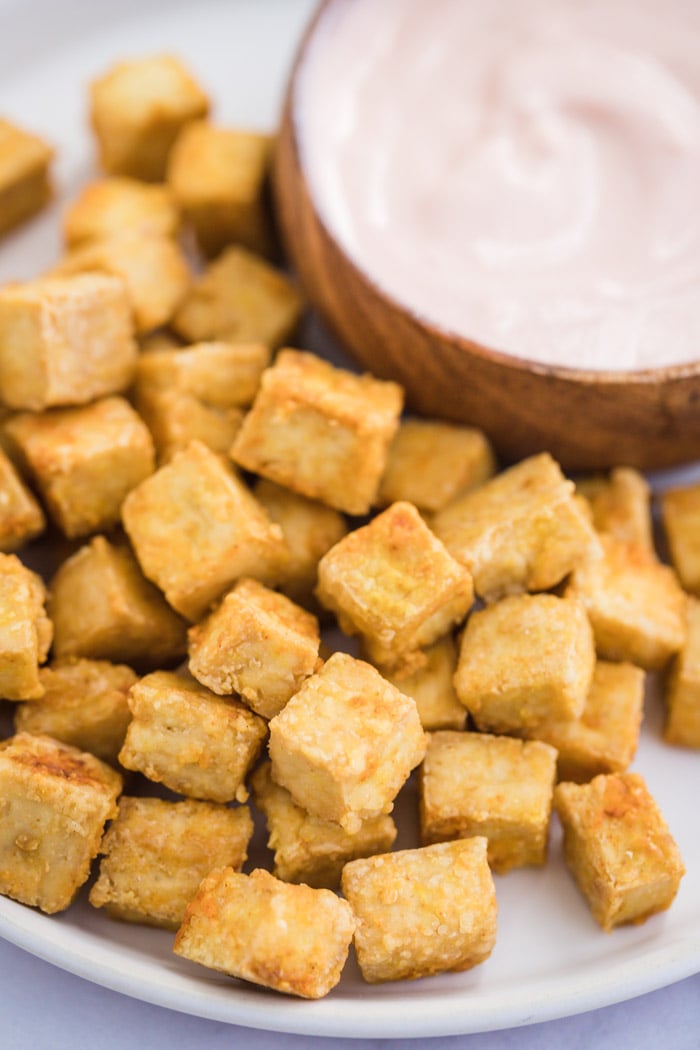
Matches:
[[296, 0, 700, 371]]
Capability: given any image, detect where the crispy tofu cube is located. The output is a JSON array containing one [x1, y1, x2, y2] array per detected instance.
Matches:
[[89, 796, 253, 929], [167, 121, 274, 258], [14, 658, 137, 766], [48, 535, 187, 670], [341, 838, 497, 984], [119, 670, 267, 802], [566, 535, 687, 670], [90, 55, 209, 181], [53, 231, 191, 334], [420, 731, 556, 872], [317, 502, 474, 673], [253, 478, 347, 610], [0, 445, 45, 552], [174, 866, 354, 999], [251, 761, 396, 889], [122, 440, 288, 622], [381, 635, 466, 731], [188, 578, 321, 720], [5, 396, 155, 539], [172, 246, 303, 348], [268, 652, 426, 833], [0, 119, 53, 237], [432, 452, 600, 601], [454, 594, 595, 733], [377, 419, 496, 512], [0, 273, 137, 411], [0, 732, 122, 913], [0, 554, 51, 700], [136, 386, 244, 464], [554, 772, 685, 931], [665, 597, 700, 747], [662, 482, 700, 595], [134, 340, 269, 409], [233, 350, 403, 515], [577, 468, 654, 552], [63, 177, 180, 248]]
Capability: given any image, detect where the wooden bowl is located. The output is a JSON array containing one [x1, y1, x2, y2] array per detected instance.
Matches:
[[272, 8, 700, 473]]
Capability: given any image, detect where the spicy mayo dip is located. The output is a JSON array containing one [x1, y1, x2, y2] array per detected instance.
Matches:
[[295, 0, 700, 372]]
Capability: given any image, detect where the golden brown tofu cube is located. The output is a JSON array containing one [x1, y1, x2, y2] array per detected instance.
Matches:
[[377, 419, 496, 512], [665, 596, 700, 747], [233, 350, 403, 516], [0, 732, 122, 914], [134, 339, 269, 409], [566, 535, 687, 670], [174, 866, 354, 999], [554, 772, 685, 931], [90, 55, 209, 181], [89, 796, 253, 929], [119, 670, 267, 802], [188, 578, 321, 720], [253, 478, 348, 610], [53, 231, 191, 335], [0, 273, 137, 411], [661, 482, 700, 596], [0, 553, 51, 700], [381, 635, 466, 731], [48, 535, 187, 671], [136, 386, 244, 464], [0, 119, 53, 237], [122, 440, 288, 622], [454, 593, 595, 733], [432, 452, 600, 601], [317, 502, 473, 673], [341, 838, 497, 984], [251, 761, 396, 889], [5, 397, 155, 539], [577, 468, 654, 552], [420, 731, 556, 872], [167, 121, 274, 258], [268, 652, 426, 833], [14, 658, 137, 766], [172, 245, 303, 348], [0, 445, 45, 552], [63, 177, 180, 248]]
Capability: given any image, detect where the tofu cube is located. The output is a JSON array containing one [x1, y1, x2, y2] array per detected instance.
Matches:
[[251, 761, 396, 889], [5, 396, 155, 538], [14, 658, 137, 766], [89, 796, 253, 929], [662, 482, 700, 595], [136, 386, 244, 464], [167, 120, 274, 257], [233, 350, 403, 515], [188, 578, 321, 720], [172, 245, 303, 348], [121, 440, 288, 622], [48, 535, 187, 670], [665, 596, 700, 747], [0, 118, 53, 237], [89, 55, 209, 181], [454, 593, 595, 733], [0, 445, 45, 552], [119, 670, 267, 802], [0, 732, 122, 913], [134, 339, 270, 409], [381, 635, 466, 731], [317, 503, 474, 673], [577, 467, 654, 552], [0, 553, 52, 700], [566, 535, 687, 670], [432, 452, 600, 601], [420, 731, 557, 872], [268, 652, 426, 833], [63, 177, 180, 248], [341, 838, 497, 983], [174, 866, 355, 999], [554, 772, 685, 931], [377, 419, 496, 512], [0, 273, 137, 411]]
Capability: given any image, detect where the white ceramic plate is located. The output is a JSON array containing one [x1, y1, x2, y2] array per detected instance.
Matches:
[[0, 0, 699, 1037]]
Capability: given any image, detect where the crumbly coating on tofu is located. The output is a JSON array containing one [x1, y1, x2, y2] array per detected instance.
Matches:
[[0, 553, 52, 700], [381, 634, 466, 731], [0, 444, 45, 553], [665, 596, 700, 747], [136, 386, 244, 465], [577, 468, 654, 552], [63, 177, 180, 247]]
